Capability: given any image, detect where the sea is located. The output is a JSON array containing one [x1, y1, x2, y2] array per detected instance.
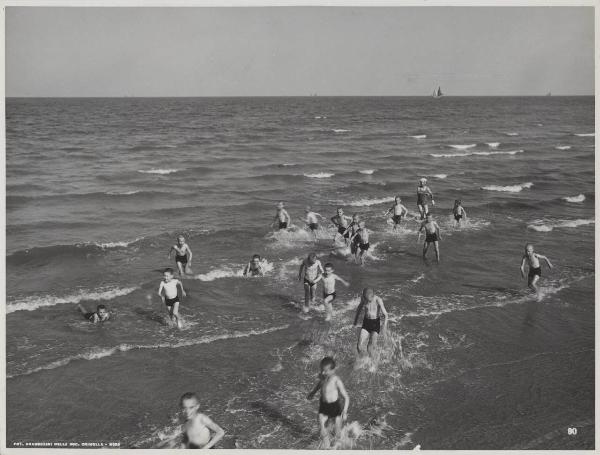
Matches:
[[5, 96, 595, 449]]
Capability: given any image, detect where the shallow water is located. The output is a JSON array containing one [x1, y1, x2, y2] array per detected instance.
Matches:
[[6, 96, 594, 449]]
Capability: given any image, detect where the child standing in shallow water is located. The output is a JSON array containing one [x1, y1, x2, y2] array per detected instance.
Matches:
[[158, 268, 186, 329], [349, 221, 370, 265], [452, 199, 467, 226], [520, 243, 553, 294], [384, 196, 409, 230], [298, 253, 325, 313], [418, 213, 442, 263], [314, 263, 349, 321], [169, 235, 193, 276], [179, 392, 225, 449], [353, 288, 388, 357], [307, 357, 350, 449]]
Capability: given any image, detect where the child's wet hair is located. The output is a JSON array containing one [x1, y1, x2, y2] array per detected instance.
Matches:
[[96, 304, 107, 311], [164, 267, 175, 275], [324, 262, 334, 270], [180, 392, 199, 406], [308, 252, 317, 261], [320, 356, 336, 369], [252, 254, 261, 260]]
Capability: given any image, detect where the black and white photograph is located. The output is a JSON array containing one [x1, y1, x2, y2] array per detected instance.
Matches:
[[2, 1, 596, 451]]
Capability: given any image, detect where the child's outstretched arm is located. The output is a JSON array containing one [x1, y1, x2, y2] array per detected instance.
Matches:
[[77, 303, 87, 315], [353, 298, 365, 326], [520, 256, 527, 278], [187, 246, 193, 264], [378, 297, 389, 331], [158, 282, 165, 303], [436, 222, 442, 240], [199, 415, 225, 449], [336, 274, 350, 287], [284, 209, 291, 225], [243, 262, 250, 276], [168, 246, 174, 259], [307, 379, 323, 400], [462, 207, 467, 219], [540, 254, 553, 269], [337, 378, 350, 420], [384, 206, 393, 216], [178, 280, 187, 297]]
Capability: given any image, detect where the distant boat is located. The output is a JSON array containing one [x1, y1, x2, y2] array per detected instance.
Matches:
[[546, 91, 552, 96], [432, 86, 443, 98]]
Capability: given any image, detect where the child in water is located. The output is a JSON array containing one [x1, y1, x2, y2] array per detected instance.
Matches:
[[452, 199, 467, 226], [331, 207, 353, 245], [416, 178, 435, 220], [418, 213, 442, 263], [303, 206, 325, 241], [343, 214, 361, 256], [384, 196, 409, 230], [158, 268, 186, 328], [243, 254, 266, 277], [349, 221, 370, 265], [307, 357, 350, 449], [272, 201, 291, 230], [78, 303, 110, 323], [314, 263, 350, 321], [169, 235, 193, 276], [353, 288, 388, 357], [520, 243, 553, 294], [179, 392, 225, 449], [298, 253, 325, 313]]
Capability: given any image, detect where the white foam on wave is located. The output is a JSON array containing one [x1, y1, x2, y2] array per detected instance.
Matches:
[[194, 260, 274, 281], [106, 190, 142, 195], [449, 144, 476, 150], [92, 236, 144, 249], [432, 174, 447, 179], [481, 182, 533, 193], [347, 196, 395, 207], [431, 150, 523, 158], [555, 145, 572, 150], [574, 133, 595, 137], [332, 129, 350, 133], [8, 325, 289, 378], [527, 218, 594, 232], [563, 194, 586, 203], [304, 172, 334, 178], [409, 134, 427, 139], [505, 132, 519, 136], [359, 169, 376, 175], [7, 286, 139, 314], [138, 169, 179, 175], [486, 142, 500, 148], [281, 163, 297, 166]]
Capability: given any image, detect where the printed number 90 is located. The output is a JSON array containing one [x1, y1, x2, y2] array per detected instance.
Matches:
[[568, 428, 577, 435]]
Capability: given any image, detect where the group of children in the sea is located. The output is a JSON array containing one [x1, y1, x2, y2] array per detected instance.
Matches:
[[77, 177, 553, 449]]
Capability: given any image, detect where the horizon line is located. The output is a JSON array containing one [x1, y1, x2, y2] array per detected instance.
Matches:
[[5, 94, 594, 99]]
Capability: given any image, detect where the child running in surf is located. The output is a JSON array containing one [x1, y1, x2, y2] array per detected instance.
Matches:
[[303, 206, 325, 241], [418, 213, 442, 263], [158, 268, 186, 329], [307, 357, 350, 449], [298, 253, 325, 313], [353, 288, 388, 357], [349, 221, 370, 265], [417, 178, 435, 219], [272, 201, 291, 230], [243, 254, 266, 277], [520, 243, 553, 294], [331, 207, 353, 245], [342, 214, 361, 257], [178, 392, 225, 449], [169, 235, 193, 276], [384, 196, 409, 230], [313, 263, 350, 321], [452, 199, 467, 227]]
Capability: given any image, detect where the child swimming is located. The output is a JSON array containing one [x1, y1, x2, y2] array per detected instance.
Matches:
[[314, 263, 350, 321], [353, 288, 388, 357], [452, 199, 467, 226], [298, 253, 325, 313], [418, 213, 442, 263], [272, 201, 292, 230], [349, 221, 370, 265], [384, 196, 409, 230], [158, 268, 186, 329], [243, 254, 266, 277], [169, 235, 193, 276], [307, 357, 350, 449], [179, 392, 225, 449], [520, 243, 553, 294], [77, 303, 110, 323]]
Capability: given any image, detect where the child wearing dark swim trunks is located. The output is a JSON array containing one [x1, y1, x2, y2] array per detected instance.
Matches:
[[343, 214, 361, 256], [298, 253, 325, 313], [353, 288, 388, 357], [307, 357, 349, 449], [452, 200, 467, 226], [417, 178, 435, 220], [272, 201, 291, 230], [418, 213, 442, 263], [520, 243, 553, 294], [313, 263, 349, 321], [158, 268, 186, 329], [243, 254, 266, 277], [384, 196, 409, 230], [179, 392, 225, 449], [303, 206, 325, 241], [78, 303, 110, 323], [331, 207, 353, 245], [349, 221, 370, 265], [169, 235, 193, 276]]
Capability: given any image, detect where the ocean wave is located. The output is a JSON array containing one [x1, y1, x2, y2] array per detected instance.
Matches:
[[505, 132, 519, 136], [527, 218, 594, 232], [280, 163, 297, 167], [195, 260, 274, 281], [432, 174, 447, 179], [137, 169, 180, 175], [431, 150, 524, 158], [486, 142, 500, 148], [105, 190, 142, 195], [555, 146, 572, 150], [314, 115, 327, 119], [448, 144, 476, 150], [562, 194, 585, 203], [481, 182, 533, 192], [7, 286, 138, 314], [8, 325, 289, 378], [574, 133, 594, 137], [409, 135, 427, 139], [358, 169, 376, 175], [304, 172, 334, 178], [347, 196, 395, 207], [332, 129, 350, 133]]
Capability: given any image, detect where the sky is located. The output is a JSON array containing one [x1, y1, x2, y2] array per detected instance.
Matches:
[[5, 6, 595, 96]]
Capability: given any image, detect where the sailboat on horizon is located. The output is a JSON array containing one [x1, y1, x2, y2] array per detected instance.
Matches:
[[432, 86, 444, 98]]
